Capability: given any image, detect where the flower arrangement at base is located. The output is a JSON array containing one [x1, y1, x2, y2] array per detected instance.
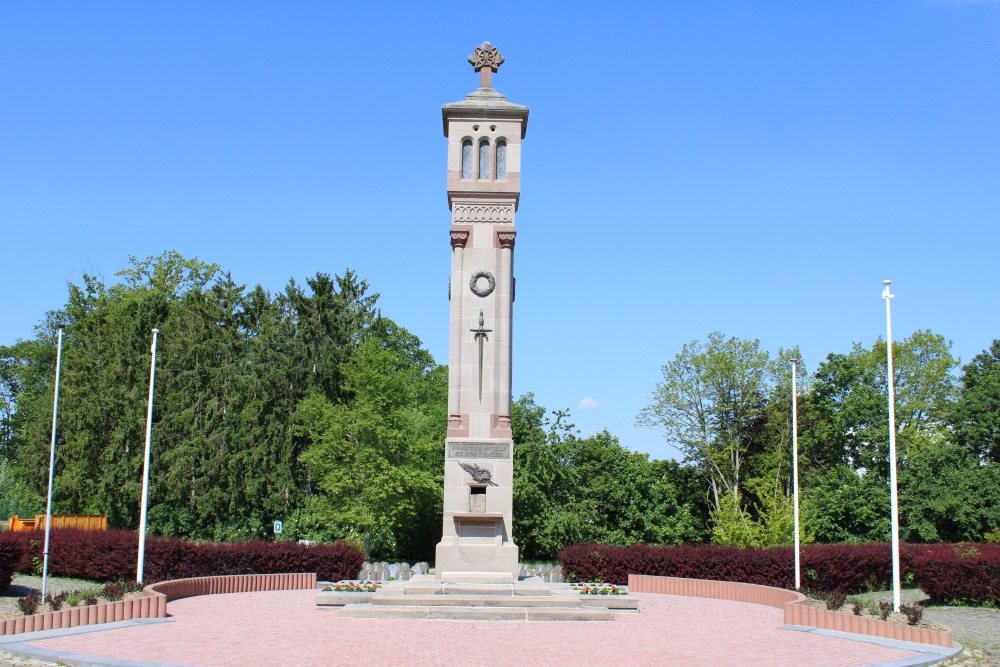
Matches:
[[322, 581, 382, 593], [571, 582, 627, 595]]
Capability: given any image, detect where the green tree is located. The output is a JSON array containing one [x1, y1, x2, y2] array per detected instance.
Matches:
[[297, 323, 445, 560], [899, 441, 1000, 542], [803, 331, 957, 478], [636, 332, 773, 513], [514, 395, 703, 560], [952, 339, 1000, 463], [806, 465, 890, 543]]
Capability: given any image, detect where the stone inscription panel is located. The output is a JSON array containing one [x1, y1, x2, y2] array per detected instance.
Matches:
[[447, 443, 510, 459]]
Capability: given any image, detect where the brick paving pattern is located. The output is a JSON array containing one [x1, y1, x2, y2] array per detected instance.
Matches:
[[24, 590, 919, 666]]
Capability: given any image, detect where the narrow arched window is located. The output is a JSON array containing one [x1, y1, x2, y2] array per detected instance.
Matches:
[[461, 140, 473, 179], [479, 139, 490, 180], [495, 140, 507, 180]]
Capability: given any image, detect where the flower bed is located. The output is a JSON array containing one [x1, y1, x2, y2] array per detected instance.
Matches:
[[322, 581, 381, 593], [2, 580, 144, 620], [570, 582, 627, 596]]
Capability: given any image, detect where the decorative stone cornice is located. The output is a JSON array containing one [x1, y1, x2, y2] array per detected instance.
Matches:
[[453, 204, 514, 223], [450, 230, 470, 249]]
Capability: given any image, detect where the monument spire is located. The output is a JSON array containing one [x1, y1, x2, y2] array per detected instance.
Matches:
[[438, 44, 528, 582], [468, 41, 504, 89]]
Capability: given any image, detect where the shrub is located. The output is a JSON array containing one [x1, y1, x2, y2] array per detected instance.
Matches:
[[0, 532, 23, 592], [851, 602, 863, 615], [899, 603, 923, 625], [4, 529, 365, 584], [17, 593, 40, 615], [65, 587, 102, 607], [878, 600, 893, 620], [558, 542, 898, 592], [101, 582, 126, 602], [45, 591, 68, 611], [826, 590, 847, 611], [909, 543, 1000, 605]]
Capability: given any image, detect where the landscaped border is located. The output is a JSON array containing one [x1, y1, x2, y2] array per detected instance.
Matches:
[[0, 572, 316, 637], [627, 574, 954, 648]]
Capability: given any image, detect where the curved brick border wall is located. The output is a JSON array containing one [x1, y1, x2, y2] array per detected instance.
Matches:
[[0, 595, 165, 636], [0, 572, 316, 637], [628, 574, 953, 648], [145, 572, 316, 605]]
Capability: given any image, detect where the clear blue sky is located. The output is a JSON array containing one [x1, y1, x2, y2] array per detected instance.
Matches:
[[2, 1, 998, 461]]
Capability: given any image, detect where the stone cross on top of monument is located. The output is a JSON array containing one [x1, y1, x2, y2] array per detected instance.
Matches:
[[468, 41, 504, 89]]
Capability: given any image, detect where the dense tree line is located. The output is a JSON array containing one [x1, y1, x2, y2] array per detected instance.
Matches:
[[3, 252, 999, 562], [637, 331, 1000, 550], [0, 252, 444, 558]]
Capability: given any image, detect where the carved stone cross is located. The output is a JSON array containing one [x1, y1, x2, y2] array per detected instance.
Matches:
[[468, 41, 504, 89]]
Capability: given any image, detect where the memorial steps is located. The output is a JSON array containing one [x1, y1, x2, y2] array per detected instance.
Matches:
[[322, 575, 637, 622]]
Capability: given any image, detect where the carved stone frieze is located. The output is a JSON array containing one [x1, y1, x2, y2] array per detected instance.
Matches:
[[453, 204, 514, 224], [450, 230, 470, 248]]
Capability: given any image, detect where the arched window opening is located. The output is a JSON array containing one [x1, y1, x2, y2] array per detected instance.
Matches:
[[461, 140, 473, 179], [495, 140, 507, 180], [479, 139, 490, 180]]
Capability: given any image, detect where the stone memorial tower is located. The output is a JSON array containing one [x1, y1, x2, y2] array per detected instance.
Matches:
[[435, 43, 528, 582]]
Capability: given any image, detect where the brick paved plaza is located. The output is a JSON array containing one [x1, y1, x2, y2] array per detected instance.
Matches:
[[16, 590, 924, 666]]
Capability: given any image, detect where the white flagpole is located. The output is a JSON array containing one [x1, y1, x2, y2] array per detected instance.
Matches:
[[136, 328, 159, 584], [791, 358, 800, 591], [41, 325, 65, 599], [882, 280, 901, 612]]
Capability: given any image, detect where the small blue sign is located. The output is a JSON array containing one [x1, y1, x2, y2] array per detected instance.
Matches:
[[273, 520, 283, 534]]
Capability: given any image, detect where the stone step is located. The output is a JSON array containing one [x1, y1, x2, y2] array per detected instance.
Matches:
[[578, 596, 640, 611], [336, 604, 614, 622], [371, 595, 583, 608], [402, 583, 552, 597]]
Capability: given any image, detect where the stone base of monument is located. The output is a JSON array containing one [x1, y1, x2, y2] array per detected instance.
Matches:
[[321, 575, 638, 622], [438, 571, 514, 584]]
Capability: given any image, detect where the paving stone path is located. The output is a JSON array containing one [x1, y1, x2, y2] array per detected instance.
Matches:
[[15, 590, 920, 666], [2, 586, 995, 666]]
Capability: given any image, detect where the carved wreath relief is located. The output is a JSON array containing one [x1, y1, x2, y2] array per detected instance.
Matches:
[[469, 270, 496, 298]]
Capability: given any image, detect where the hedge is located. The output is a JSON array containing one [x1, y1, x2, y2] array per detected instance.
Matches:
[[0, 534, 22, 591], [910, 543, 1000, 605], [559, 542, 1000, 603], [0, 529, 364, 584]]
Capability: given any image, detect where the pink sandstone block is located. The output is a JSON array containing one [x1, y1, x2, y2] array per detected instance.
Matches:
[[70, 607, 80, 627], [42, 612, 52, 631], [15, 617, 24, 634]]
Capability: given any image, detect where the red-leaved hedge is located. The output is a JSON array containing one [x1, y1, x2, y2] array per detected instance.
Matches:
[[0, 529, 364, 584], [909, 543, 1000, 605], [0, 534, 23, 591], [558, 542, 896, 593], [559, 542, 1000, 604]]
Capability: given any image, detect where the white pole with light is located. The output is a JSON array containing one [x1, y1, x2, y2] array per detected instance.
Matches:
[[41, 325, 66, 599], [882, 280, 901, 612], [791, 358, 800, 591], [136, 328, 159, 584]]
